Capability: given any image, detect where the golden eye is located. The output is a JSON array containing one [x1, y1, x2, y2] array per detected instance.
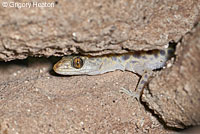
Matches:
[[72, 57, 84, 69]]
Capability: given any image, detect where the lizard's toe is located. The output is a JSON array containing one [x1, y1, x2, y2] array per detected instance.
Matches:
[[119, 87, 140, 101]]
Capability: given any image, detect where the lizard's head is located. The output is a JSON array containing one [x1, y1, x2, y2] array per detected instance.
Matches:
[[53, 56, 101, 75]]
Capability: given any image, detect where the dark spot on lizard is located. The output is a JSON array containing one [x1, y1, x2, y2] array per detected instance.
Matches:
[[167, 49, 174, 56], [140, 80, 146, 84], [160, 59, 164, 63], [133, 52, 141, 59], [150, 57, 154, 61], [111, 56, 117, 61], [131, 60, 138, 64], [96, 58, 101, 62], [142, 55, 147, 59], [154, 53, 158, 58], [160, 50, 166, 55], [121, 55, 130, 60]]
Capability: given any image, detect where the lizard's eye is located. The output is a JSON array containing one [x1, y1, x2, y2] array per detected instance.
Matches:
[[72, 57, 84, 69]]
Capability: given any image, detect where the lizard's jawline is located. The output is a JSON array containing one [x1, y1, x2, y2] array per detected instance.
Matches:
[[54, 69, 96, 75]]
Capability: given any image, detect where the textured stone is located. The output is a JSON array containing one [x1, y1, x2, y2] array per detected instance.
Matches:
[[0, 0, 199, 61], [143, 20, 200, 129]]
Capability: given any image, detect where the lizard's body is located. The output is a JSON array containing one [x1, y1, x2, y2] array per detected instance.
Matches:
[[53, 44, 175, 100]]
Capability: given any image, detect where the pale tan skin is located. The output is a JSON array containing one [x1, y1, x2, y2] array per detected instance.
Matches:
[[53, 44, 175, 100]]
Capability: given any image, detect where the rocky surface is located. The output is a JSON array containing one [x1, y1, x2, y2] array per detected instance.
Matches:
[[143, 21, 200, 129], [0, 0, 199, 61], [0, 58, 174, 133]]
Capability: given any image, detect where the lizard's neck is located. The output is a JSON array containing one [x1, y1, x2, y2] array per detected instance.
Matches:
[[87, 55, 126, 75]]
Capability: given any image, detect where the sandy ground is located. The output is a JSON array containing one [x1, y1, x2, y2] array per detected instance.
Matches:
[[0, 57, 175, 133]]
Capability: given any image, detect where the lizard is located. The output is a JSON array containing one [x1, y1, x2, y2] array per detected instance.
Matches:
[[53, 43, 175, 100]]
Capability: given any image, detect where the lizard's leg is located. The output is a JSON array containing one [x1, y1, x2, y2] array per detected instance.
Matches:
[[120, 70, 153, 101]]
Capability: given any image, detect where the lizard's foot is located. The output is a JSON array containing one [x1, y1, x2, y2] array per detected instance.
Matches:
[[119, 87, 140, 101]]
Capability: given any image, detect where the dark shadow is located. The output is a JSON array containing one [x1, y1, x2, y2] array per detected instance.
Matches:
[[0, 56, 75, 77]]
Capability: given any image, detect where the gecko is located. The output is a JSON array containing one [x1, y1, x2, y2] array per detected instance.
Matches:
[[53, 43, 175, 100]]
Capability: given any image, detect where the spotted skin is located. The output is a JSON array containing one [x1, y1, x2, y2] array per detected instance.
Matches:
[[111, 56, 117, 61], [154, 53, 158, 58], [160, 50, 166, 55], [142, 56, 147, 59], [133, 52, 141, 59], [121, 55, 130, 60], [53, 44, 175, 101]]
